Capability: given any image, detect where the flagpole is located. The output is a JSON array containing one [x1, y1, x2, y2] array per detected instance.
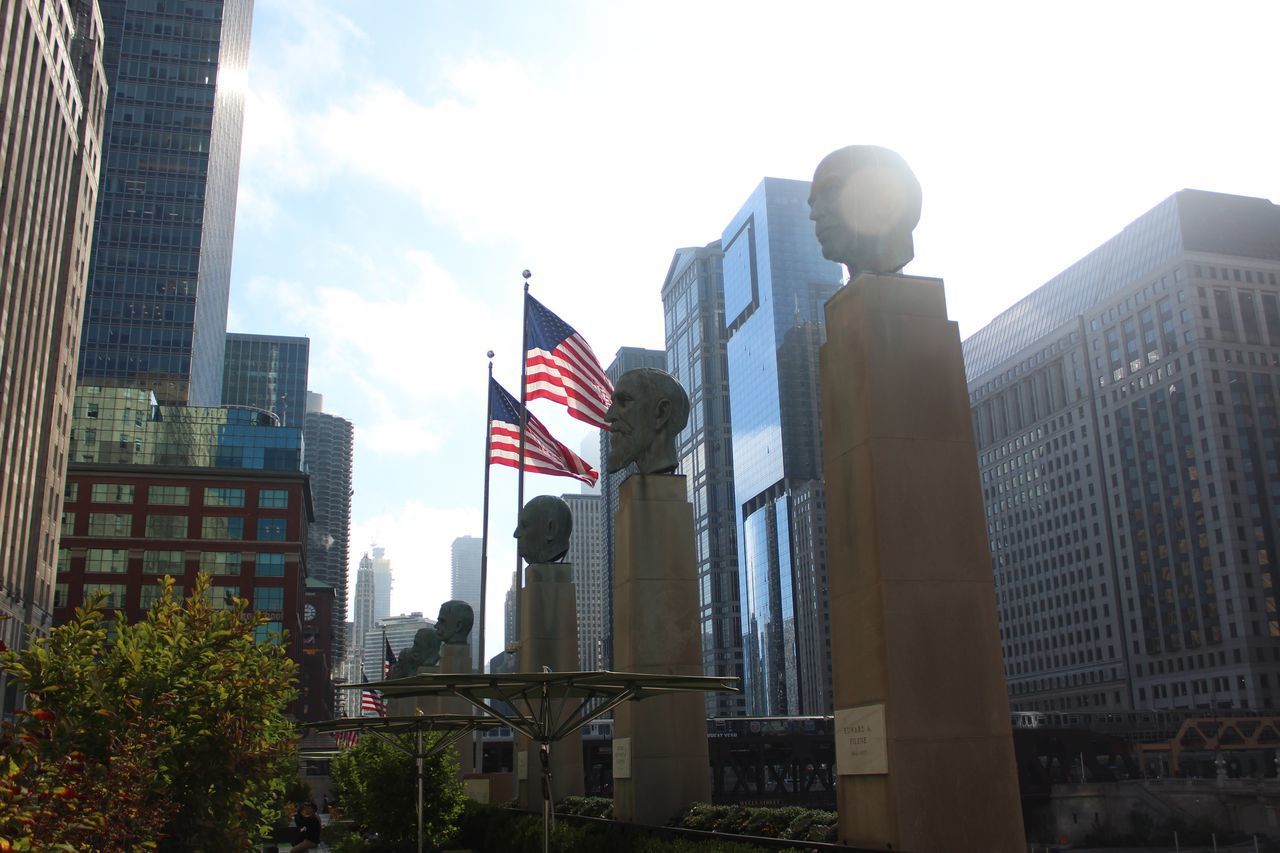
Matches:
[[514, 270, 531, 647], [479, 351, 494, 674]]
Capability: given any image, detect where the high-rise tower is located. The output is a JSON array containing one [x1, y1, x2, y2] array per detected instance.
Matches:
[[302, 393, 353, 662], [662, 241, 744, 716], [78, 0, 254, 406], [450, 536, 482, 670], [0, 0, 107, 707], [965, 190, 1280, 713], [722, 178, 843, 715], [222, 333, 310, 426], [561, 493, 606, 671]]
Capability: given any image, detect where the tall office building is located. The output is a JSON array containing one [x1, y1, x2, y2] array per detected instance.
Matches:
[[352, 544, 392, 671], [964, 190, 1280, 712], [599, 347, 666, 668], [364, 612, 434, 683], [221, 333, 310, 426], [370, 545, 392, 619], [302, 393, 353, 661], [450, 536, 482, 670], [662, 241, 745, 716], [0, 0, 107, 712], [78, 0, 254, 406], [561, 493, 607, 671], [722, 178, 843, 716]]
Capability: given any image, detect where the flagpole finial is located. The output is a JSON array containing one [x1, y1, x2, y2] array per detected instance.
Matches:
[[486, 350, 495, 360], [522, 269, 531, 280]]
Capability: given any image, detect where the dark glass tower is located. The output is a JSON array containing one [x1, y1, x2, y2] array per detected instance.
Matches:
[[303, 396, 354, 662], [598, 346, 666, 668], [78, 0, 254, 406], [965, 190, 1280, 714], [221, 333, 310, 426], [661, 241, 744, 716], [722, 178, 843, 716]]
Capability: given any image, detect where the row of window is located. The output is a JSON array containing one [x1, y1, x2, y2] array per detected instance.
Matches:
[[62, 512, 289, 541], [66, 483, 288, 508], [64, 548, 287, 577], [53, 584, 284, 646]]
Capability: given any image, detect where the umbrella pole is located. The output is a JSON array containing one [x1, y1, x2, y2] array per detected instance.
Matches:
[[541, 741, 552, 853], [417, 728, 424, 853]]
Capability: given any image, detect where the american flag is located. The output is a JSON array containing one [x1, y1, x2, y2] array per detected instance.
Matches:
[[489, 379, 598, 486], [335, 729, 359, 749], [525, 295, 613, 429], [359, 668, 386, 717], [383, 634, 396, 679]]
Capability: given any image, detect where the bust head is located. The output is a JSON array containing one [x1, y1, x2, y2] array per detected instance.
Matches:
[[604, 368, 690, 474], [808, 145, 922, 278], [513, 495, 573, 564], [436, 600, 474, 645]]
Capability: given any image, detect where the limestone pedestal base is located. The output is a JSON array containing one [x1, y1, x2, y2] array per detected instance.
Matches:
[[517, 562, 583, 809], [819, 273, 1025, 852], [612, 474, 709, 825]]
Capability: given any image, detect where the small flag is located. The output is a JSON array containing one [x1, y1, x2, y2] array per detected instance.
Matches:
[[383, 634, 397, 679], [525, 295, 613, 429], [358, 668, 386, 717], [335, 729, 359, 748], [489, 379, 598, 486]]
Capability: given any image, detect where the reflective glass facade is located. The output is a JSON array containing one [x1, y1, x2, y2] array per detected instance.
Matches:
[[69, 386, 303, 472], [662, 242, 744, 715], [722, 178, 842, 715], [304, 406, 354, 660], [79, 0, 254, 406], [966, 190, 1280, 713], [222, 333, 310, 426]]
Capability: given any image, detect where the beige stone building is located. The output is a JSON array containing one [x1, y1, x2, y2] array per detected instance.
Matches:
[[0, 0, 107, 708]]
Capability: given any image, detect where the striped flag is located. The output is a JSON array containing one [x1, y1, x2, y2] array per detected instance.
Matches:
[[489, 379, 598, 486], [358, 668, 386, 717], [383, 633, 396, 679], [525, 295, 613, 429], [335, 729, 359, 749]]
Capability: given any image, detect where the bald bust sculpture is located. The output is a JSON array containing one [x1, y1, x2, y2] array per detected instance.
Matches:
[[808, 145, 922, 278], [436, 599, 474, 645], [604, 368, 690, 475], [514, 494, 573, 564]]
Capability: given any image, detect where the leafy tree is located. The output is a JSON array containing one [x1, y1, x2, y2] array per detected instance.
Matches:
[[329, 731, 464, 849], [0, 574, 298, 851]]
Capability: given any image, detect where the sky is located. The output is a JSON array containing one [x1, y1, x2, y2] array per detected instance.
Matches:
[[226, 0, 1280, 667]]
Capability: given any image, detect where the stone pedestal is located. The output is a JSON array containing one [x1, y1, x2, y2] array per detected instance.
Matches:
[[819, 273, 1025, 852], [612, 474, 709, 825], [517, 562, 583, 809], [414, 645, 477, 773]]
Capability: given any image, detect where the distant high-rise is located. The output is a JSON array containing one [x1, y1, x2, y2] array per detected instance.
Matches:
[[302, 394, 353, 662], [965, 190, 1280, 713], [365, 612, 434, 683], [351, 548, 389, 675], [78, 0, 255, 406], [221, 334, 310, 426], [722, 178, 843, 716], [450, 536, 482, 670], [0, 0, 107, 710], [662, 241, 744, 716], [562, 493, 607, 670], [599, 347, 666, 668]]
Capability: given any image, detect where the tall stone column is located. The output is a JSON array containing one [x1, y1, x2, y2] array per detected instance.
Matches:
[[517, 562, 584, 809], [414, 644, 476, 773], [819, 273, 1024, 852], [612, 474, 709, 824]]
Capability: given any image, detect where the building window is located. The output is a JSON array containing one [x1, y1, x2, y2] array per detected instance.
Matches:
[[143, 550, 185, 575], [85, 548, 129, 573], [199, 552, 241, 576], [57, 549, 71, 572], [63, 482, 78, 501], [145, 514, 188, 538], [254, 621, 284, 645], [255, 553, 286, 577], [53, 583, 69, 609], [84, 583, 127, 609], [258, 489, 289, 509], [88, 513, 131, 537], [147, 486, 189, 506], [256, 519, 287, 541], [203, 585, 240, 610], [201, 517, 244, 540], [204, 487, 245, 508], [61, 512, 76, 536], [139, 583, 181, 610], [255, 587, 284, 613], [91, 484, 134, 504]]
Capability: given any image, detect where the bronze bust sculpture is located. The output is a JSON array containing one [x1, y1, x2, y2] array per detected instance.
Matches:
[[604, 367, 690, 475], [436, 599, 474, 645], [808, 145, 922, 278], [514, 495, 573, 564]]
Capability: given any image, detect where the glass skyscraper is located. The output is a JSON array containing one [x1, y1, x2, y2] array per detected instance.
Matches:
[[721, 178, 843, 716], [303, 394, 353, 662], [661, 241, 744, 716], [222, 333, 311, 427], [966, 189, 1280, 714], [78, 0, 254, 406]]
